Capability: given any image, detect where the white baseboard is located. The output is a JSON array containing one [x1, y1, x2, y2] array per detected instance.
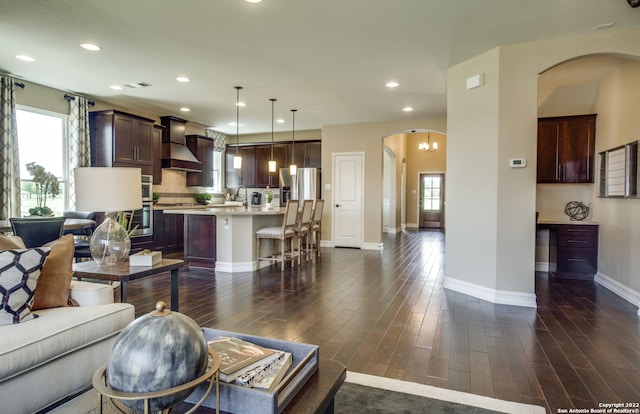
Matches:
[[443, 277, 537, 308], [406, 222, 418, 228], [362, 242, 384, 251], [535, 261, 549, 272], [595, 272, 640, 316], [320, 240, 333, 248], [214, 261, 256, 273], [384, 226, 402, 234]]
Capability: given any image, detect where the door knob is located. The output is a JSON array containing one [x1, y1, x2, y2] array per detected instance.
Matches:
[[335, 204, 341, 207]]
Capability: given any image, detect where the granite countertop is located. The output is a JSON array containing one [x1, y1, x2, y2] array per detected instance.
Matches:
[[537, 218, 599, 225], [161, 206, 285, 215]]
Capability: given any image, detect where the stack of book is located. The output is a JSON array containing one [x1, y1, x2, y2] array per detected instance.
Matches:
[[208, 336, 293, 392]]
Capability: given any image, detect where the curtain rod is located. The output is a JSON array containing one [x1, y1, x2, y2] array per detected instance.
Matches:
[[64, 94, 95, 106]]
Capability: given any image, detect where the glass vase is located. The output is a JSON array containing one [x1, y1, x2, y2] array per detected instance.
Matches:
[[90, 212, 131, 266]]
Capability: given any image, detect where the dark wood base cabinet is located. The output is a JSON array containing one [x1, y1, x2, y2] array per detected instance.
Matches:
[[543, 223, 599, 280], [153, 211, 184, 253], [183, 215, 216, 268]]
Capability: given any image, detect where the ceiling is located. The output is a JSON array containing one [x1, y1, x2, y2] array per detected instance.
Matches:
[[1, 0, 639, 135]]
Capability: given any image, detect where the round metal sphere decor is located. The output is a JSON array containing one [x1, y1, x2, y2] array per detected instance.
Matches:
[[564, 201, 590, 221], [105, 301, 209, 412]]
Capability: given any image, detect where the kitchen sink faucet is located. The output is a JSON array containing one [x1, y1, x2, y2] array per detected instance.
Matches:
[[236, 185, 248, 208]]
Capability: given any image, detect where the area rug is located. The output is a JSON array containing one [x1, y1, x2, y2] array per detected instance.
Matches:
[[46, 371, 545, 414]]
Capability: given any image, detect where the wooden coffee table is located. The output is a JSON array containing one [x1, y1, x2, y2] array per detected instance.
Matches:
[[73, 258, 185, 311]]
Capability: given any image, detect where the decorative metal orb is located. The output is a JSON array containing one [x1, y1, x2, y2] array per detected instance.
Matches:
[[106, 301, 208, 412], [564, 201, 590, 221]]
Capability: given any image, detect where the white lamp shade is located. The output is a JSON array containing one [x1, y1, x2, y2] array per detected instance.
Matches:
[[268, 160, 276, 172], [289, 164, 297, 175], [74, 167, 142, 212]]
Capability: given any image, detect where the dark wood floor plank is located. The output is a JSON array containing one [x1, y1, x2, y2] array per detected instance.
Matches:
[[119, 230, 640, 413]]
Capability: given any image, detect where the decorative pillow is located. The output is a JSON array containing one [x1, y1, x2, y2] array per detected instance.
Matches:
[[0, 248, 50, 325], [0, 235, 24, 250], [32, 234, 75, 310]]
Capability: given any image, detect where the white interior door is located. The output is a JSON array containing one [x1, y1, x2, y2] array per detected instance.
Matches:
[[333, 153, 363, 248]]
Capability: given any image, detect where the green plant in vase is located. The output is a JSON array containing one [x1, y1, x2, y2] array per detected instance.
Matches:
[[152, 192, 160, 205], [194, 193, 212, 205], [25, 162, 60, 216]]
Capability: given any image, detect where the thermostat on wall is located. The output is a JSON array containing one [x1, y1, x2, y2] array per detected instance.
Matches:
[[509, 158, 527, 168]]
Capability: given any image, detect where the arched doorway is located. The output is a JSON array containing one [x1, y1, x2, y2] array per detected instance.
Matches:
[[382, 130, 447, 232]]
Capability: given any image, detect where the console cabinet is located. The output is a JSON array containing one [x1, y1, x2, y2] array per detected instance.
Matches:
[[537, 114, 596, 183], [89, 110, 155, 175], [541, 223, 599, 280]]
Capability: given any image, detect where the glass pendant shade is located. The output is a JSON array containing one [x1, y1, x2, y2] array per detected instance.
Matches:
[[234, 86, 243, 169], [268, 160, 276, 172], [289, 164, 297, 175], [233, 155, 242, 169], [74, 167, 142, 266]]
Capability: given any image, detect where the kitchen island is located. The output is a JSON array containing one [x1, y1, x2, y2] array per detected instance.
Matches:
[[164, 206, 284, 272]]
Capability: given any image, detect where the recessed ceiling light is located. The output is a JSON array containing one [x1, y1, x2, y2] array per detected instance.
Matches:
[[236, 102, 246, 107], [246, 0, 263, 3], [180, 107, 190, 112], [228, 122, 245, 127], [276, 118, 285, 124], [16, 55, 35, 62], [110, 85, 124, 91], [386, 81, 399, 88], [402, 106, 414, 112], [176, 76, 190, 83], [80, 43, 101, 51]]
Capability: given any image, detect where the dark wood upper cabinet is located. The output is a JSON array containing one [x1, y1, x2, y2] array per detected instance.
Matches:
[[152, 124, 164, 184], [186, 134, 214, 187], [537, 114, 596, 183], [89, 110, 155, 175], [225, 140, 319, 189]]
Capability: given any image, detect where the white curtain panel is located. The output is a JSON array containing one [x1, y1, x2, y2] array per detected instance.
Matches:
[[0, 76, 21, 220], [67, 95, 91, 209]]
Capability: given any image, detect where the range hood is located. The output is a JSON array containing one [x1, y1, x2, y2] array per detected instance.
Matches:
[[160, 116, 202, 172]]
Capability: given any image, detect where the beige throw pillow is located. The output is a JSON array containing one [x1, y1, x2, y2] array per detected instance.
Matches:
[[31, 234, 75, 310]]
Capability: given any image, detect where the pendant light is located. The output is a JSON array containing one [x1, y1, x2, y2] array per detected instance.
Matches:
[[289, 109, 298, 175], [418, 132, 438, 152], [268, 98, 277, 173], [233, 86, 243, 169]]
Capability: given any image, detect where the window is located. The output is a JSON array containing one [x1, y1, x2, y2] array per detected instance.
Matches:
[[212, 150, 223, 193], [422, 175, 442, 211], [16, 107, 68, 216]]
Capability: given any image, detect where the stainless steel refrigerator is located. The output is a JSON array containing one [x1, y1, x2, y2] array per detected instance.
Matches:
[[279, 168, 321, 206]]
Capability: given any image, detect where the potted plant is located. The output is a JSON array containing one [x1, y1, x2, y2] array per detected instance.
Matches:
[[25, 162, 60, 216], [152, 192, 160, 205], [194, 193, 212, 205]]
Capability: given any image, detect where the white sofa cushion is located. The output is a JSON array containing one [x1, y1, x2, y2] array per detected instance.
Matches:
[[0, 303, 134, 381], [70, 280, 114, 306]]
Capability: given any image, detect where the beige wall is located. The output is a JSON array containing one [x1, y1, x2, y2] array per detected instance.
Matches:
[[591, 60, 640, 292], [446, 27, 640, 299], [321, 118, 447, 246]]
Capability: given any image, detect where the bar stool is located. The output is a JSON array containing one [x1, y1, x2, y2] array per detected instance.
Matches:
[[294, 200, 314, 265], [256, 200, 299, 271], [309, 199, 324, 259]]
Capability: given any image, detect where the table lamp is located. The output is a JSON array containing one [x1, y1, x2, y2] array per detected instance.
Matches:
[[74, 167, 142, 265]]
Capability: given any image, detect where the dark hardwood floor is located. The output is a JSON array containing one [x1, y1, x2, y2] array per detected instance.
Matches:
[[124, 230, 640, 413]]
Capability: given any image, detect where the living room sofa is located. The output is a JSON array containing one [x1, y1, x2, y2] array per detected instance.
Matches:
[[0, 235, 135, 414]]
